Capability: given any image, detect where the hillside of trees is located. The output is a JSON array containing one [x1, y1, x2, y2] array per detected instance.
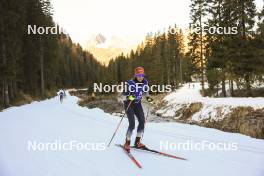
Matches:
[[105, 27, 189, 86], [0, 0, 105, 109]]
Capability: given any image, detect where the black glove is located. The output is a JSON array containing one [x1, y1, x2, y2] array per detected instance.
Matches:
[[146, 96, 153, 102]]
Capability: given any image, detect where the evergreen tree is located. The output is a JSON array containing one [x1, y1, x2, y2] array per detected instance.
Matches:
[[188, 0, 207, 95]]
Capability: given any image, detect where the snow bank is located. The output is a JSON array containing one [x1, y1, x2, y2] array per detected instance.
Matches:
[[165, 83, 264, 108], [157, 83, 264, 122]]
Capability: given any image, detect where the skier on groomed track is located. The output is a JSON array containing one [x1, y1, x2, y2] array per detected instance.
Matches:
[[122, 66, 153, 151]]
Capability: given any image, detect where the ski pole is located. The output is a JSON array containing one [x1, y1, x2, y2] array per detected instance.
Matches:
[[107, 100, 133, 147]]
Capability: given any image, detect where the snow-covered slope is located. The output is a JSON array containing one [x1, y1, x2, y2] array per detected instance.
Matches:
[[157, 83, 264, 121], [165, 83, 264, 108], [0, 92, 264, 176]]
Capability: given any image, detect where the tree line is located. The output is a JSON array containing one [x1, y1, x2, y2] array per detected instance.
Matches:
[[188, 0, 264, 96], [1, 0, 263, 109], [0, 0, 105, 108], [105, 26, 190, 87]]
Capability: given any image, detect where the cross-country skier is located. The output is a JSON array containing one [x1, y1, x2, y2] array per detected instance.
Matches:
[[123, 66, 153, 151], [58, 89, 64, 103]]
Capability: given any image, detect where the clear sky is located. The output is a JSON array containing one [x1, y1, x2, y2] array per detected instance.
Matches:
[[51, 0, 191, 46], [50, 0, 263, 62]]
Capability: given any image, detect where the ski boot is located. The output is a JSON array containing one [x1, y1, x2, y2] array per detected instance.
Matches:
[[134, 137, 146, 149], [124, 139, 131, 152]]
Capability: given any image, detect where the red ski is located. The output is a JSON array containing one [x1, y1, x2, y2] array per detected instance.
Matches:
[[131, 146, 187, 161], [115, 144, 142, 169]]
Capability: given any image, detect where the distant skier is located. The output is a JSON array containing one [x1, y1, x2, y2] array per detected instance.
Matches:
[[123, 66, 153, 151], [58, 89, 64, 103]]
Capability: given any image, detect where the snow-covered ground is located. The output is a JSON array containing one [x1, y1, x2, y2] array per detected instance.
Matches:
[[0, 91, 264, 176], [165, 83, 264, 108], [157, 83, 264, 121]]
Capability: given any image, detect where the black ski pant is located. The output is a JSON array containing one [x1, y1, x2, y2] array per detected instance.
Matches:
[[124, 100, 145, 140]]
